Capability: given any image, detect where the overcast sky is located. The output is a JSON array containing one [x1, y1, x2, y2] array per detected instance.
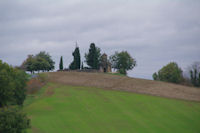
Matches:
[[0, 0, 200, 79]]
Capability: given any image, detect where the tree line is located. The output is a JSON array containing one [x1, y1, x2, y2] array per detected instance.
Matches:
[[59, 43, 136, 75], [20, 42, 199, 86], [152, 62, 200, 87]]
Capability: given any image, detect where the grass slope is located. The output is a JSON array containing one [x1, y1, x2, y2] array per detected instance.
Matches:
[[24, 83, 200, 133]]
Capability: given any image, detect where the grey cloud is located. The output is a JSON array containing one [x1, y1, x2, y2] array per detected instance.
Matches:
[[0, 0, 200, 79]]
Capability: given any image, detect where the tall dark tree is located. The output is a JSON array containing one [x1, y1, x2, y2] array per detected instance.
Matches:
[[85, 43, 101, 69], [69, 47, 81, 70], [109, 51, 136, 75], [59, 56, 63, 70]]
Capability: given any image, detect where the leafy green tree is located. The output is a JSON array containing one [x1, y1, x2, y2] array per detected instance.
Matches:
[[13, 69, 28, 105], [0, 60, 28, 107], [0, 60, 15, 107], [69, 47, 81, 70], [22, 55, 36, 74], [34, 57, 50, 72], [59, 56, 63, 70], [36, 51, 55, 71], [153, 62, 183, 83], [0, 60, 30, 132], [22, 51, 55, 73], [85, 43, 101, 69], [109, 51, 136, 75]]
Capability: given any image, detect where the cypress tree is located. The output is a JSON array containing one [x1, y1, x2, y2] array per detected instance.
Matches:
[[59, 56, 63, 70], [85, 43, 101, 69], [69, 46, 81, 70]]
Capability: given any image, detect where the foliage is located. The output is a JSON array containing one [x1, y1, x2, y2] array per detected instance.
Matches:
[[85, 43, 101, 69], [21, 55, 36, 73], [0, 60, 15, 107], [59, 56, 63, 70], [153, 62, 183, 83], [152, 72, 158, 80], [0, 60, 30, 132], [109, 51, 136, 75], [24, 83, 200, 133], [36, 51, 55, 71], [0, 107, 30, 133], [13, 69, 29, 105], [69, 47, 81, 70], [21, 51, 55, 73], [189, 62, 200, 87], [0, 60, 28, 107]]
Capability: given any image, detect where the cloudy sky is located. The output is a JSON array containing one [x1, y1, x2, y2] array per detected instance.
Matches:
[[0, 0, 200, 79]]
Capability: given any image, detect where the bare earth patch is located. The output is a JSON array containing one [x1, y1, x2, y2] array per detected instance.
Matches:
[[47, 72, 200, 102]]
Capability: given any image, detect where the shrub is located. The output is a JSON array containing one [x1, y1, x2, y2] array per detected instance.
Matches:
[[0, 107, 30, 133]]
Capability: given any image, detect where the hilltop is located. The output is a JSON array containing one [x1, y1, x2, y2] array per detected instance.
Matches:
[[47, 71, 200, 102]]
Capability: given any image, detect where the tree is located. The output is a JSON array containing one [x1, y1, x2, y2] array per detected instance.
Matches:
[[152, 72, 158, 80], [0, 60, 30, 132], [69, 47, 81, 70], [22, 55, 36, 74], [13, 69, 28, 105], [85, 43, 101, 69], [34, 56, 50, 73], [36, 51, 55, 71], [188, 62, 200, 87], [59, 56, 63, 70], [0, 60, 15, 107], [0, 60, 28, 107], [21, 51, 55, 73], [109, 51, 136, 75], [153, 62, 183, 83]]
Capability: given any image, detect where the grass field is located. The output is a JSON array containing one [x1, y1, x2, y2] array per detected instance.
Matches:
[[24, 82, 200, 133]]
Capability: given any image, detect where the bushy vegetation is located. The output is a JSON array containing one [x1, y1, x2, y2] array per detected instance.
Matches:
[[0, 60, 30, 133], [0, 107, 30, 133], [153, 62, 183, 83], [110, 51, 136, 75]]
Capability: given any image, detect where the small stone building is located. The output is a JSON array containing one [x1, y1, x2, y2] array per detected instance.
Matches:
[[99, 53, 112, 73]]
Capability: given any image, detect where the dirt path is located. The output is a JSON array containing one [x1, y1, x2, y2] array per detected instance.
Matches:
[[47, 72, 200, 102]]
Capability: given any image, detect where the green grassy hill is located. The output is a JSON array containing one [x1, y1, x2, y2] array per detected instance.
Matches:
[[24, 81, 200, 133]]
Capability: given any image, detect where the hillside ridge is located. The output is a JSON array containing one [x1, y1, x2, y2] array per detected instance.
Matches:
[[47, 71, 200, 101]]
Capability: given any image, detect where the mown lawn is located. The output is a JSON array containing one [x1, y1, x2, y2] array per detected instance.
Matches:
[[24, 83, 200, 133]]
